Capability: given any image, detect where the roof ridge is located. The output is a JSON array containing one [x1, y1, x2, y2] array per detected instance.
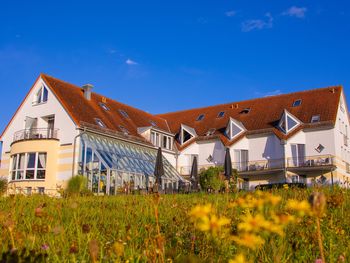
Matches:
[[157, 85, 343, 116]]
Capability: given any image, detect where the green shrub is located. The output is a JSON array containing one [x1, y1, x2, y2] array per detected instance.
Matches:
[[199, 166, 225, 192], [66, 175, 91, 196], [0, 177, 7, 196]]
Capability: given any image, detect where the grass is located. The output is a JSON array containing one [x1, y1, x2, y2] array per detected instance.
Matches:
[[0, 187, 349, 262]]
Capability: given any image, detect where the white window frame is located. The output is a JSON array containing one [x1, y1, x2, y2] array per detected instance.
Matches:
[[226, 117, 246, 141], [278, 110, 301, 134], [10, 152, 47, 181], [33, 86, 49, 105]]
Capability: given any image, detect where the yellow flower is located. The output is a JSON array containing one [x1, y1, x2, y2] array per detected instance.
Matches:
[[238, 213, 271, 233], [197, 214, 231, 235], [229, 253, 248, 263], [286, 199, 311, 216], [190, 204, 213, 219], [267, 194, 282, 206], [283, 184, 289, 189], [231, 233, 265, 250]]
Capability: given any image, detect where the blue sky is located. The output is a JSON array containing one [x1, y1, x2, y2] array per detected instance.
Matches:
[[0, 1, 350, 133]]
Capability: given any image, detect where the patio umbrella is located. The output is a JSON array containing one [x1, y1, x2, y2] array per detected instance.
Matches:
[[154, 147, 164, 190], [190, 156, 198, 191], [224, 148, 232, 181]]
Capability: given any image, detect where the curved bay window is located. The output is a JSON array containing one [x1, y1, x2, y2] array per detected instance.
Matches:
[[11, 152, 47, 181]]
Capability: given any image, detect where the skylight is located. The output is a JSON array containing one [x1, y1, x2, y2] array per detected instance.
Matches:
[[292, 99, 302, 107], [217, 111, 225, 118], [118, 109, 129, 119], [240, 108, 250, 114], [99, 102, 110, 111], [196, 114, 205, 121], [311, 115, 320, 123], [150, 120, 157, 127], [95, 118, 106, 128]]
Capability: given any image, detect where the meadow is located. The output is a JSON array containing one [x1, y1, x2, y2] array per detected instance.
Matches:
[[0, 187, 349, 262]]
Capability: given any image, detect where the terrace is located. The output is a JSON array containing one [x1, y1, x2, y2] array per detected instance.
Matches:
[[13, 128, 59, 143]]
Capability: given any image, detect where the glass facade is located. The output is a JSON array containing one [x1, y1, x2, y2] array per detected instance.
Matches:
[[78, 133, 185, 195]]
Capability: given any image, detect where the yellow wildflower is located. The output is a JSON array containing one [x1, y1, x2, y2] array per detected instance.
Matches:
[[197, 214, 231, 235], [286, 199, 311, 216], [190, 204, 213, 219], [238, 213, 271, 232], [229, 253, 248, 263], [231, 233, 265, 250]]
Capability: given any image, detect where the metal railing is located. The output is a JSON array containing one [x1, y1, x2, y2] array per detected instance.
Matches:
[[287, 155, 335, 168], [233, 159, 285, 172], [13, 128, 59, 143]]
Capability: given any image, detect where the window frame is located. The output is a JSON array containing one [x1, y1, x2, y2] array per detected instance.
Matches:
[[95, 118, 106, 128], [10, 152, 47, 181], [33, 86, 49, 105], [292, 99, 302, 107], [118, 109, 129, 119], [99, 102, 110, 111], [196, 114, 205, 121], [217, 111, 225, 118], [311, 115, 320, 123]]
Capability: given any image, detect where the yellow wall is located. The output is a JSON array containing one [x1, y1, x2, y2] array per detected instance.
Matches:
[[7, 139, 60, 195]]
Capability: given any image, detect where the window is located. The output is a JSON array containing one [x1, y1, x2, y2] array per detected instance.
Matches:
[[315, 144, 325, 153], [118, 110, 129, 119], [311, 115, 320, 123], [151, 131, 156, 145], [226, 118, 245, 140], [179, 125, 196, 145], [10, 152, 47, 181], [196, 114, 205, 121], [292, 99, 302, 107], [95, 118, 106, 128], [118, 125, 129, 135], [217, 111, 225, 118], [233, 150, 249, 171], [240, 108, 250, 114], [278, 110, 300, 134], [33, 86, 48, 104], [162, 136, 167, 148], [38, 187, 45, 194], [99, 102, 110, 111]]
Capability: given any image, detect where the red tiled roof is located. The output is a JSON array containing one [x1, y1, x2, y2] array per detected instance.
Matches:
[[158, 86, 342, 149], [41, 74, 171, 139]]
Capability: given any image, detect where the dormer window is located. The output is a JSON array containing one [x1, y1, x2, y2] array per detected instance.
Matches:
[[292, 99, 302, 107], [33, 86, 48, 105], [99, 102, 110, 111], [179, 124, 197, 145], [118, 109, 129, 119], [118, 125, 129, 135], [278, 110, 301, 134], [225, 118, 246, 140], [196, 114, 205, 121], [95, 118, 106, 128], [217, 111, 225, 118], [240, 108, 250, 114], [311, 115, 320, 123]]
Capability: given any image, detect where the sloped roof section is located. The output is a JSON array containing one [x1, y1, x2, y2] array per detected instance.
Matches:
[[41, 74, 171, 139], [158, 86, 342, 146]]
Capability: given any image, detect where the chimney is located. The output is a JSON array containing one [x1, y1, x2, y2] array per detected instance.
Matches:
[[82, 84, 93, 100]]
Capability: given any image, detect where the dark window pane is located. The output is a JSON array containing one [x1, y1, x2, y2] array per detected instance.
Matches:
[[37, 170, 46, 179], [27, 153, 36, 169], [26, 170, 35, 179], [17, 171, 24, 180], [12, 171, 16, 180], [12, 155, 17, 170], [43, 88, 48, 102]]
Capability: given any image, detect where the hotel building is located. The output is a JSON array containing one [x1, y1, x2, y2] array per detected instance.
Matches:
[[0, 74, 349, 194]]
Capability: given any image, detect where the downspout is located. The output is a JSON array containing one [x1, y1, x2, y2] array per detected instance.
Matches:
[[281, 139, 288, 182], [72, 128, 87, 177]]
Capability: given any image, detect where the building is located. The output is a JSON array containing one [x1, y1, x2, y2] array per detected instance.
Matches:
[[0, 74, 349, 194]]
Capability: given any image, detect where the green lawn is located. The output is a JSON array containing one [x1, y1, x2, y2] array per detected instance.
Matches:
[[0, 187, 349, 262]]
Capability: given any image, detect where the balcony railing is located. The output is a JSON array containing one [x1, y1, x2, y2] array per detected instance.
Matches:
[[233, 159, 285, 172], [13, 128, 59, 143], [287, 155, 335, 168]]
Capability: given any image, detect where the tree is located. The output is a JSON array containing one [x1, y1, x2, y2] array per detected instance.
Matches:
[[199, 167, 225, 192]]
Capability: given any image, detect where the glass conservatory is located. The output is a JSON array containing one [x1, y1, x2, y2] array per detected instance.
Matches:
[[78, 133, 185, 195]]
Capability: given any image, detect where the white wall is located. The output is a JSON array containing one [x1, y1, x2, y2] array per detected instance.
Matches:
[[0, 77, 78, 156], [248, 134, 283, 161]]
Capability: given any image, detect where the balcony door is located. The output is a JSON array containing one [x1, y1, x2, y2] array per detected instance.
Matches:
[[291, 144, 305, 166], [234, 150, 248, 171], [47, 116, 55, 138], [25, 117, 37, 139]]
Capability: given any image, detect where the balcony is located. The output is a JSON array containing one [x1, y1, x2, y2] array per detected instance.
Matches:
[[286, 155, 335, 173], [13, 128, 59, 143], [233, 159, 285, 175]]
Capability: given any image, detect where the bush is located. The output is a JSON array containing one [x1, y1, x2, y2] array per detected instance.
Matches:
[[66, 175, 91, 196], [0, 177, 7, 196], [199, 166, 225, 192]]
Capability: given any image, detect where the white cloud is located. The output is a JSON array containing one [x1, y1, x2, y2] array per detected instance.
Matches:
[[255, 89, 282, 97], [126, 59, 138, 65], [282, 6, 307, 18], [241, 13, 273, 32], [225, 10, 237, 17]]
